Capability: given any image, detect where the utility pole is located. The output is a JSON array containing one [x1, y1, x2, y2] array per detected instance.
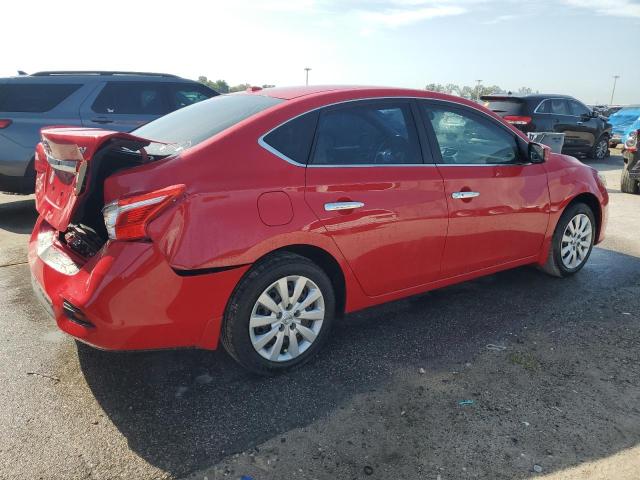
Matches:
[[305, 67, 312, 86], [475, 79, 483, 101], [610, 75, 620, 105]]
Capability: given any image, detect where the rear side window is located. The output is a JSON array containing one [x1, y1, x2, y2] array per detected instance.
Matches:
[[167, 83, 216, 111], [537, 99, 571, 115], [484, 99, 526, 116], [311, 102, 422, 165], [132, 93, 283, 156], [0, 84, 81, 112], [92, 82, 168, 115], [263, 111, 319, 164]]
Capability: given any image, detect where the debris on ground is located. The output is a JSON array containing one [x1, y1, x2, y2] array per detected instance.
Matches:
[[26, 371, 60, 383]]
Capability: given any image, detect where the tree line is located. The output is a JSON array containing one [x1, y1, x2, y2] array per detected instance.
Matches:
[[425, 83, 537, 99], [198, 76, 275, 93], [198, 76, 537, 99]]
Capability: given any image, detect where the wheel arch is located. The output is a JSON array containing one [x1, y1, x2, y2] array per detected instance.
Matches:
[[565, 192, 602, 240], [248, 244, 347, 318]]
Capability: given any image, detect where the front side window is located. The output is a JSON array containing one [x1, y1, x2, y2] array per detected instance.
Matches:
[[167, 83, 216, 111], [569, 100, 590, 117], [92, 82, 168, 115], [423, 105, 519, 165], [311, 102, 422, 165], [0, 83, 81, 112]]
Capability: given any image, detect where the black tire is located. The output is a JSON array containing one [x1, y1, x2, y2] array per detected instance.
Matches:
[[221, 252, 335, 375], [621, 166, 639, 194], [541, 202, 596, 278], [591, 135, 609, 160]]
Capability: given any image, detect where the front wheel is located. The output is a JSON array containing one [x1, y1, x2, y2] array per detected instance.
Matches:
[[541, 203, 596, 277], [221, 252, 335, 375]]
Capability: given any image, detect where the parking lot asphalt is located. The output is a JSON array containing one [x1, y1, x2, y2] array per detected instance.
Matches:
[[0, 151, 639, 480]]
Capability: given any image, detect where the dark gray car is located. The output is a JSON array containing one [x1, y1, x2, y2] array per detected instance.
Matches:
[[0, 71, 218, 193], [481, 94, 612, 160]]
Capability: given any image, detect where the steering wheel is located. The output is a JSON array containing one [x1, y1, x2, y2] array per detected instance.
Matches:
[[371, 134, 411, 164]]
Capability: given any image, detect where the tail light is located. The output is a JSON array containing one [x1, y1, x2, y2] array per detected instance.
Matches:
[[102, 184, 185, 241], [0, 119, 12, 129], [626, 130, 638, 153], [504, 115, 532, 126]]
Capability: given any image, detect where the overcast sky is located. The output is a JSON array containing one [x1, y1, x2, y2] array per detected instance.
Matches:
[[2, 0, 639, 104]]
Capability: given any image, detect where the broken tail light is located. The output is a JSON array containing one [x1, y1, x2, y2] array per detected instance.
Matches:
[[102, 184, 185, 241]]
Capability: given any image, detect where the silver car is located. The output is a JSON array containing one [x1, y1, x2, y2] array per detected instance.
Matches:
[[0, 71, 217, 193]]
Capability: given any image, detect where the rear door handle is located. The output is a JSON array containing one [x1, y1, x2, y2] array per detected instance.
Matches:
[[324, 201, 364, 211], [452, 191, 480, 199], [91, 118, 113, 124]]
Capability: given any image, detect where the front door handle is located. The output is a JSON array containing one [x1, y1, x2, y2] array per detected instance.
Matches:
[[324, 201, 364, 211], [452, 191, 480, 199]]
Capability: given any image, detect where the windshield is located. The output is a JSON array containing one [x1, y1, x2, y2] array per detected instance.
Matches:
[[132, 93, 283, 156]]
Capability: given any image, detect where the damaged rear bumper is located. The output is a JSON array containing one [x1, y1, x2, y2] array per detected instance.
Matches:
[[28, 217, 248, 351]]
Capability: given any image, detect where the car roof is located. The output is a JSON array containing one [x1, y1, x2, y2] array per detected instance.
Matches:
[[250, 84, 474, 102], [0, 71, 193, 83]]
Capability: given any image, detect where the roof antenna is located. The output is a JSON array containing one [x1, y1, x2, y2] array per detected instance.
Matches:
[[17, 70, 28, 75]]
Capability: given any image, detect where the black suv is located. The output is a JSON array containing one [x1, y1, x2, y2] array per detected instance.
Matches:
[[481, 94, 612, 160], [0, 71, 218, 193]]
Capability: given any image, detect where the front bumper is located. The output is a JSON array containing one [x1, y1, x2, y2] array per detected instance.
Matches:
[[28, 218, 248, 351]]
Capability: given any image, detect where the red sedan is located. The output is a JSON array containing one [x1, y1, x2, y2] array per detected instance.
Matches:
[[29, 86, 608, 374]]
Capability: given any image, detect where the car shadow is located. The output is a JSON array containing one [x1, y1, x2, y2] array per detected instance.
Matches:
[[581, 150, 624, 172], [77, 247, 640, 478], [0, 196, 37, 234]]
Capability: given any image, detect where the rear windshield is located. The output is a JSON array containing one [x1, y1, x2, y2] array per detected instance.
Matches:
[[0, 83, 81, 112], [132, 93, 283, 156], [483, 99, 526, 116]]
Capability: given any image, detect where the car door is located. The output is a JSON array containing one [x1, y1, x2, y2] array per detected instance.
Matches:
[[567, 99, 599, 148], [419, 101, 550, 278], [304, 99, 448, 297], [536, 98, 581, 149], [80, 81, 170, 132]]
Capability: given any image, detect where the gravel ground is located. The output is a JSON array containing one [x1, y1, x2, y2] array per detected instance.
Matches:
[[0, 151, 638, 480]]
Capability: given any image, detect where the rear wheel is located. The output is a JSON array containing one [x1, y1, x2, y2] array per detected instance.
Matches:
[[592, 135, 609, 160], [221, 252, 335, 375], [541, 203, 596, 277], [621, 165, 639, 194]]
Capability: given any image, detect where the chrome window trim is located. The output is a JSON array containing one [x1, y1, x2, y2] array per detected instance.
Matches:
[[257, 96, 531, 168], [533, 97, 582, 117]]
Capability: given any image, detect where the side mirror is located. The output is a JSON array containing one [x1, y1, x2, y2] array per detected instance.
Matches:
[[590, 110, 599, 118], [529, 142, 547, 163]]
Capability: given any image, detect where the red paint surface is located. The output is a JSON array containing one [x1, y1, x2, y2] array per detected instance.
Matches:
[[28, 86, 608, 351]]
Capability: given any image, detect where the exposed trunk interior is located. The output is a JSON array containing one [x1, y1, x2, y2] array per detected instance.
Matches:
[[61, 140, 153, 258]]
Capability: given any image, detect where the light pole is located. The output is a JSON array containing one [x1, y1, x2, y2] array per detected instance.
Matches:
[[475, 79, 483, 101], [610, 75, 620, 105], [304, 67, 312, 86]]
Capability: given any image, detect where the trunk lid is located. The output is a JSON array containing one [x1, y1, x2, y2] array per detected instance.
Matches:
[[35, 127, 152, 232]]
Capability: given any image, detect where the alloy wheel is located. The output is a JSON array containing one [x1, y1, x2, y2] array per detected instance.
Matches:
[[249, 275, 325, 362], [560, 213, 593, 269], [595, 139, 608, 159]]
